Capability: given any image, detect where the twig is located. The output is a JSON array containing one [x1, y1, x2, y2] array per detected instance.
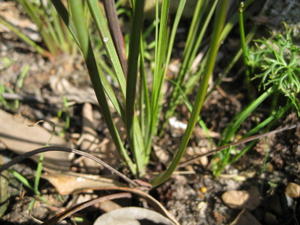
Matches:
[[179, 123, 299, 168], [0, 146, 139, 187]]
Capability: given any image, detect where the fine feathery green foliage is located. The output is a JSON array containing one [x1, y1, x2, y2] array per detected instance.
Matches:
[[250, 27, 300, 114], [49, 0, 231, 186], [212, 4, 299, 175], [240, 3, 300, 111]]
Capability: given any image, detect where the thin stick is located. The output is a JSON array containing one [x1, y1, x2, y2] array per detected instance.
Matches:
[[0, 146, 138, 187], [179, 123, 299, 168]]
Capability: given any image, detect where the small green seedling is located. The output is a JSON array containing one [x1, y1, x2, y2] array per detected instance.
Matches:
[[0, 64, 30, 111], [250, 26, 300, 114], [0, 84, 19, 111], [57, 97, 72, 136], [16, 65, 30, 90], [8, 154, 45, 204], [0, 57, 13, 71]]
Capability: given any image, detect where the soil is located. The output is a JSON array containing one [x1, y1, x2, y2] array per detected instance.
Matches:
[[0, 1, 299, 225]]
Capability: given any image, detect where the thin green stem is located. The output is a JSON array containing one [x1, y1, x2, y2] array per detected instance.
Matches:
[[228, 102, 291, 166], [67, 0, 136, 174], [103, 0, 128, 75], [221, 87, 274, 145], [239, 2, 249, 65], [87, 0, 126, 96], [125, 0, 146, 175], [34, 154, 44, 196], [126, 0, 145, 133]]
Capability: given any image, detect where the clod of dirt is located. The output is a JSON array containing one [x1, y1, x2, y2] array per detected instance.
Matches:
[[285, 182, 300, 198], [222, 190, 250, 209], [222, 187, 261, 210], [186, 147, 208, 167]]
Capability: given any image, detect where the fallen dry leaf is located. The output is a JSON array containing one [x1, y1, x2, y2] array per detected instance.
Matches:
[[0, 110, 70, 170], [44, 171, 125, 195]]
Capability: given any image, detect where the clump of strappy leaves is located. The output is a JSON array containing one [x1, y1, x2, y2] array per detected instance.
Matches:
[[248, 26, 300, 114]]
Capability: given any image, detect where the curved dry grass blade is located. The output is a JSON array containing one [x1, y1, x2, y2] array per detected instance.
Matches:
[[73, 186, 179, 225], [0, 146, 138, 187], [42, 193, 131, 225]]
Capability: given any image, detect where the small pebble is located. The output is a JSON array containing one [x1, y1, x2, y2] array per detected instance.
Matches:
[[285, 182, 300, 198]]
